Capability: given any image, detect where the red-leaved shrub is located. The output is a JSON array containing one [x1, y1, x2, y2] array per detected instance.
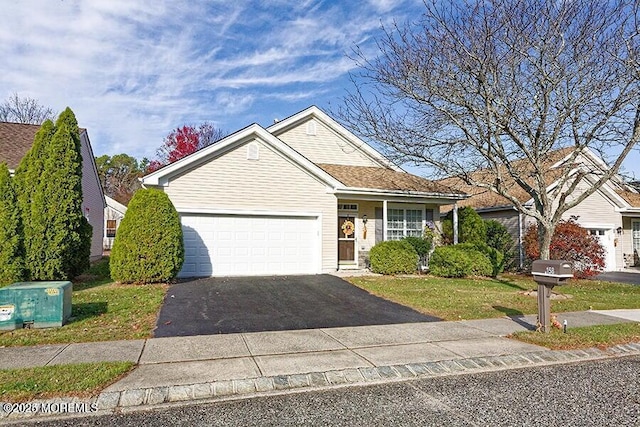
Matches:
[[523, 219, 605, 278]]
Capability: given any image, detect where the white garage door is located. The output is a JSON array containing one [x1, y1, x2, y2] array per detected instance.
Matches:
[[179, 214, 319, 277]]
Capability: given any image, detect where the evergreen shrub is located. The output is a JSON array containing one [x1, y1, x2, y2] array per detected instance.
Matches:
[[369, 240, 419, 275], [110, 189, 184, 283]]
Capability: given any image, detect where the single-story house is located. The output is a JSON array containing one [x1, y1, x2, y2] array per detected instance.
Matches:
[[104, 195, 127, 251], [441, 148, 640, 271], [142, 106, 467, 277], [0, 121, 105, 261]]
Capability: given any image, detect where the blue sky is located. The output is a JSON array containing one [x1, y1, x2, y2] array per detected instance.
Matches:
[[1, 0, 638, 178], [1, 0, 419, 159]]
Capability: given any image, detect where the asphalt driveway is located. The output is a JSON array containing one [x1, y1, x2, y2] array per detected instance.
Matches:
[[154, 274, 440, 337], [595, 271, 640, 285]]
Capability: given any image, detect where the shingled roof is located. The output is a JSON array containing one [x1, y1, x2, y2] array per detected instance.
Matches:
[[316, 163, 464, 196], [617, 190, 640, 207], [0, 122, 40, 170], [438, 148, 575, 210]]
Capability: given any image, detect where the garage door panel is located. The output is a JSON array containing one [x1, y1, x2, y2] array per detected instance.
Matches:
[[179, 214, 318, 277]]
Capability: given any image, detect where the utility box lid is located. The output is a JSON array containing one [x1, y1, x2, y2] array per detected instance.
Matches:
[[1, 281, 71, 291], [532, 260, 573, 286], [0, 281, 72, 330]]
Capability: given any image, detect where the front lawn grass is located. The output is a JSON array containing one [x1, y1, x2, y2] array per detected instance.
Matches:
[[0, 362, 134, 402], [347, 274, 640, 321], [512, 323, 640, 350], [0, 258, 167, 347]]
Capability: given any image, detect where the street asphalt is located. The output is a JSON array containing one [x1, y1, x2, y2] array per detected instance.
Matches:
[[1, 309, 639, 423], [22, 356, 640, 426], [154, 275, 440, 337], [595, 271, 640, 285]]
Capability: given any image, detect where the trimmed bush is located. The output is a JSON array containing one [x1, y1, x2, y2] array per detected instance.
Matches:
[[429, 244, 494, 278], [402, 236, 432, 257], [429, 246, 472, 278], [369, 240, 419, 275], [0, 163, 25, 285], [458, 242, 504, 277], [110, 189, 184, 283]]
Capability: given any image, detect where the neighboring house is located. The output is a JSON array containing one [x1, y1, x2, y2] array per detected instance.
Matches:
[[441, 148, 640, 271], [104, 196, 127, 251], [142, 106, 467, 277], [0, 121, 105, 261]]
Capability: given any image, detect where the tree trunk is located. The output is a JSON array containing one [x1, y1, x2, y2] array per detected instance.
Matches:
[[537, 221, 554, 260]]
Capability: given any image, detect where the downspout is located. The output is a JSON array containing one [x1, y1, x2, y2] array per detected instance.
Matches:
[[383, 199, 388, 241], [453, 202, 459, 244], [518, 210, 524, 268]]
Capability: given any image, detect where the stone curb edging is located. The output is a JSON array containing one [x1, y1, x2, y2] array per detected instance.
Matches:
[[3, 342, 640, 422]]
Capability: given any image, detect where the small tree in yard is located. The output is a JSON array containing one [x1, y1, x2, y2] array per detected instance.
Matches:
[[45, 108, 92, 278], [523, 219, 605, 278], [442, 207, 487, 245], [147, 123, 226, 173], [0, 163, 25, 285], [14, 120, 54, 279], [339, 0, 640, 262], [14, 108, 91, 280], [110, 189, 184, 284]]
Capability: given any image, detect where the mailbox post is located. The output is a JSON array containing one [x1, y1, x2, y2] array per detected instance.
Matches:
[[531, 260, 573, 333]]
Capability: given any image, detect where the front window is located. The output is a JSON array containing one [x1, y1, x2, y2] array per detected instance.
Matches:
[[106, 220, 117, 238], [633, 221, 640, 252], [387, 208, 423, 240]]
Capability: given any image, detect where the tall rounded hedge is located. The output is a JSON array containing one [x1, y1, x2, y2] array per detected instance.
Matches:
[[369, 240, 418, 275], [110, 189, 184, 283]]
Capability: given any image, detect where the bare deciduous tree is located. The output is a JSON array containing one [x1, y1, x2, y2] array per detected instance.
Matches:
[[339, 0, 640, 259], [0, 93, 55, 124]]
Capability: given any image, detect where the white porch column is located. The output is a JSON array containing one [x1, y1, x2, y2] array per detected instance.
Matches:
[[383, 199, 388, 241], [453, 202, 459, 244]]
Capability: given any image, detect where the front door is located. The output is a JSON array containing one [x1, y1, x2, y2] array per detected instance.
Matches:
[[338, 215, 356, 263]]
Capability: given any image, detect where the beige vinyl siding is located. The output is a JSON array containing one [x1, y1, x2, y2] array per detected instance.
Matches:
[[275, 118, 382, 167], [563, 183, 623, 270], [79, 132, 105, 260], [622, 216, 640, 267], [162, 139, 338, 272]]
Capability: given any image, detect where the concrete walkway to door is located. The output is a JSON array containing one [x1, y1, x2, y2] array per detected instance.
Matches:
[[154, 275, 441, 337]]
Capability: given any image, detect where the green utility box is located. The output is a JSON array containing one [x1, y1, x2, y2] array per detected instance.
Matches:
[[0, 281, 72, 330]]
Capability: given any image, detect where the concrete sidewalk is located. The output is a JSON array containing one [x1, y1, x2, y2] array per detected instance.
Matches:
[[1, 309, 639, 421]]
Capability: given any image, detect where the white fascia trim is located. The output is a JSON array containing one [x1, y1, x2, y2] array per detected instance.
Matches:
[[142, 123, 343, 189], [616, 208, 640, 216], [578, 222, 616, 229], [175, 207, 322, 218], [142, 124, 263, 186], [267, 106, 401, 171], [335, 187, 467, 200], [105, 196, 127, 215], [523, 169, 630, 209]]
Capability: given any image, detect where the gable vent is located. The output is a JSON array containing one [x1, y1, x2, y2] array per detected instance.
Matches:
[[247, 142, 260, 160], [306, 120, 317, 136]]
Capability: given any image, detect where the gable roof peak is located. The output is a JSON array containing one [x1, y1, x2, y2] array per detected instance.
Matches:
[[267, 105, 400, 171]]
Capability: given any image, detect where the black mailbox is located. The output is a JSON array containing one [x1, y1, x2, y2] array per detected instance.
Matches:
[[532, 260, 573, 286]]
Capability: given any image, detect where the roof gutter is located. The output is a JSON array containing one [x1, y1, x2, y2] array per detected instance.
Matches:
[[334, 187, 468, 200]]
